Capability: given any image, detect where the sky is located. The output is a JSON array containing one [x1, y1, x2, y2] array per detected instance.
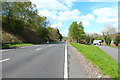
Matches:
[[30, 0, 119, 36]]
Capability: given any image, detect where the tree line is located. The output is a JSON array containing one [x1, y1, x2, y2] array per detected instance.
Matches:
[[68, 21, 120, 46], [2, 2, 62, 44]]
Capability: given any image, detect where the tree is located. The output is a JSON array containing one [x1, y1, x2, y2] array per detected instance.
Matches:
[[68, 21, 85, 42], [85, 35, 91, 43], [91, 33, 100, 39], [102, 25, 117, 35], [47, 27, 62, 41], [77, 22, 86, 42], [56, 29, 63, 41], [114, 34, 120, 46], [2, 2, 62, 43], [104, 36, 111, 45], [90, 37, 94, 44], [2, 2, 37, 33], [101, 25, 116, 45], [68, 22, 78, 41]]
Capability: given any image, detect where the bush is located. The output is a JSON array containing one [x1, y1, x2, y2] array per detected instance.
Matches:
[[114, 34, 120, 46], [105, 37, 111, 45], [85, 36, 90, 43], [2, 30, 22, 44], [90, 37, 94, 44], [79, 40, 86, 44]]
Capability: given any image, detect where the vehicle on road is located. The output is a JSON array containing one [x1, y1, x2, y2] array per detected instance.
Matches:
[[93, 40, 102, 45]]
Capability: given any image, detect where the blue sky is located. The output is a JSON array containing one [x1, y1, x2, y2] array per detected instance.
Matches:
[[31, 0, 118, 36]]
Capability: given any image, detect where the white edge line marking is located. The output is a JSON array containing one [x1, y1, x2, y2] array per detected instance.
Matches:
[[0, 50, 9, 52], [64, 42, 68, 78], [36, 48, 42, 50], [0, 58, 10, 63], [1, 49, 15, 52]]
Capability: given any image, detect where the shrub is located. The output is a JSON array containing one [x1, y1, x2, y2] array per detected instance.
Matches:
[[90, 37, 94, 44], [2, 30, 22, 44], [85, 36, 90, 43], [114, 34, 120, 46], [105, 37, 111, 45]]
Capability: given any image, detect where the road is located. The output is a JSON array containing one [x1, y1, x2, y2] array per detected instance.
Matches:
[[2, 42, 65, 78], [99, 46, 120, 63], [1, 42, 87, 79]]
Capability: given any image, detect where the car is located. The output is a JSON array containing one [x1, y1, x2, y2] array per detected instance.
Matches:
[[93, 40, 102, 45]]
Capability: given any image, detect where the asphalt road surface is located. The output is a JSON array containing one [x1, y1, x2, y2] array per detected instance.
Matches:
[[1, 42, 87, 79], [2, 42, 65, 78], [99, 46, 120, 63]]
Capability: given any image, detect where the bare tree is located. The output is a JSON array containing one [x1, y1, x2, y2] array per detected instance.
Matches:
[[91, 33, 100, 39], [101, 24, 117, 45], [102, 25, 117, 35]]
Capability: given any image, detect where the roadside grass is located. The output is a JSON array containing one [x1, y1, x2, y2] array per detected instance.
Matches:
[[1, 43, 34, 49], [70, 42, 120, 78], [1, 41, 59, 49]]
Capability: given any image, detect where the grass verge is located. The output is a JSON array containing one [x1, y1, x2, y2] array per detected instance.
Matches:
[[1, 41, 59, 49], [1, 43, 34, 49], [70, 42, 119, 78]]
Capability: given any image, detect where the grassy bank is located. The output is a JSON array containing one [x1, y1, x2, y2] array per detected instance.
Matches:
[[70, 42, 119, 78]]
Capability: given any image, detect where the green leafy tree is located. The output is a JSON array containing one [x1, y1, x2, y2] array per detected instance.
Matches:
[[57, 29, 63, 41], [47, 27, 62, 41], [114, 34, 120, 46], [104, 36, 111, 45], [2, 2, 62, 43], [68, 21, 85, 42], [85, 35, 91, 43], [101, 25, 116, 45]]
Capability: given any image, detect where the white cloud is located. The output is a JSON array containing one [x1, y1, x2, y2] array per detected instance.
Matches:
[[50, 22, 63, 29], [63, 0, 78, 7], [88, 0, 119, 2], [38, 9, 58, 22], [30, 0, 118, 36], [31, 0, 96, 28], [38, 8, 95, 27], [77, 14, 95, 27], [61, 28, 69, 36], [38, 9, 81, 22], [30, 0, 69, 11], [85, 14, 95, 20], [58, 9, 81, 21], [92, 7, 118, 25], [81, 20, 90, 27]]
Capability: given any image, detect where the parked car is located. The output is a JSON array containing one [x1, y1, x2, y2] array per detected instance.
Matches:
[[93, 40, 102, 45]]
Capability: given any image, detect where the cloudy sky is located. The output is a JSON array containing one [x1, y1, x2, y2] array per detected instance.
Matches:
[[30, 0, 118, 36]]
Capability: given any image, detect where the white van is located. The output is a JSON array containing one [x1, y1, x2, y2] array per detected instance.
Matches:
[[93, 40, 102, 45]]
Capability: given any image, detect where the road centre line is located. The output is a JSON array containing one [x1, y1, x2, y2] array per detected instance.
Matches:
[[64, 42, 68, 79], [0, 58, 10, 63], [36, 48, 42, 51]]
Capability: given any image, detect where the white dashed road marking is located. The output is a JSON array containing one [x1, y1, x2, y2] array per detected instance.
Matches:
[[36, 48, 42, 51], [0, 58, 10, 63]]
